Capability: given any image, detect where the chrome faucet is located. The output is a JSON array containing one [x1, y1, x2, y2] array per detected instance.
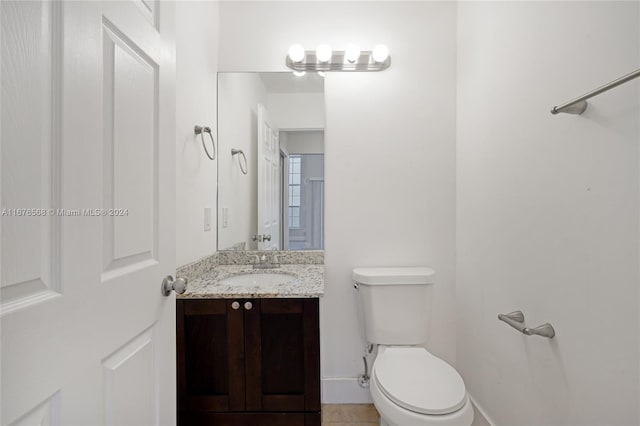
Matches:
[[248, 252, 281, 269]]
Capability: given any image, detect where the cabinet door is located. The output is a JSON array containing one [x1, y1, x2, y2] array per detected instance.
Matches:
[[179, 412, 307, 426], [245, 299, 320, 412], [177, 299, 245, 414]]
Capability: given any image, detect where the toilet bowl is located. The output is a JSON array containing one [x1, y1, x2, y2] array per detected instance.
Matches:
[[353, 267, 473, 426], [369, 346, 473, 426]]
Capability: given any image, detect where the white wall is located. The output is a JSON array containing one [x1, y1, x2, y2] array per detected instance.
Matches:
[[268, 93, 325, 129], [175, 1, 219, 266], [219, 1, 457, 402], [217, 73, 268, 250], [281, 130, 324, 155], [456, 2, 640, 425]]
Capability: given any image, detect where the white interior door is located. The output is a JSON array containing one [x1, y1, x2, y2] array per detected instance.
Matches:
[[257, 104, 279, 250], [1, 1, 177, 424]]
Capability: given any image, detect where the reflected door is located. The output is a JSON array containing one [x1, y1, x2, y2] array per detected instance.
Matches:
[[257, 104, 280, 250], [1, 1, 177, 424]]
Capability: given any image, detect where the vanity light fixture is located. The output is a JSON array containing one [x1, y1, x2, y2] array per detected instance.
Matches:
[[293, 70, 306, 77], [286, 43, 391, 72], [316, 44, 332, 62], [372, 44, 389, 63], [288, 44, 305, 63], [345, 44, 361, 63]]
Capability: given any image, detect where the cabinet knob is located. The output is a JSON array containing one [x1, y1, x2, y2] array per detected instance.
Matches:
[[231, 301, 240, 310], [244, 301, 253, 310]]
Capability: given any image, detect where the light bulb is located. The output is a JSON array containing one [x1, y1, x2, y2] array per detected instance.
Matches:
[[316, 44, 332, 63], [372, 44, 389, 63], [288, 44, 305, 63], [318, 71, 325, 78], [293, 70, 306, 77], [345, 44, 361, 63]]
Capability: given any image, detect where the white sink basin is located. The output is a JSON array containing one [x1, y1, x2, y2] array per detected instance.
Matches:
[[219, 272, 296, 286]]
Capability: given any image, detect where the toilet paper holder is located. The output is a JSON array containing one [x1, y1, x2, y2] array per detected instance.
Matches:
[[498, 311, 555, 338]]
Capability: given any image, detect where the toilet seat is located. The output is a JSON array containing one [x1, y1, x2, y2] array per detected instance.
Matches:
[[374, 347, 467, 416]]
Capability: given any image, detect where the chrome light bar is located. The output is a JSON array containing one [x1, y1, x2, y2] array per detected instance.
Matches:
[[286, 50, 391, 72]]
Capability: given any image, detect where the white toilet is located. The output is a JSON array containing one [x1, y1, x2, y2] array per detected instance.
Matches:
[[353, 267, 474, 426]]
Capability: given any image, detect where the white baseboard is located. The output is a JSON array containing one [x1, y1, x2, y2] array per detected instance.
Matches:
[[321, 378, 373, 404], [469, 394, 495, 426]]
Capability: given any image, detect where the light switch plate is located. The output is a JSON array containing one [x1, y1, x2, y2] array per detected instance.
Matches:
[[204, 207, 212, 232], [222, 207, 229, 228]]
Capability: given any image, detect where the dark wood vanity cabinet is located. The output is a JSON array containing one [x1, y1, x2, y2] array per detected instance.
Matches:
[[177, 298, 321, 425]]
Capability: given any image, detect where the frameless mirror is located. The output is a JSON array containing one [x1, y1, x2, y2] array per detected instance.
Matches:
[[217, 72, 325, 251]]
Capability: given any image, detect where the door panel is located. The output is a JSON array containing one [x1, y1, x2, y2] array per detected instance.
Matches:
[[8, 392, 61, 426], [177, 300, 246, 413], [0, 0, 62, 312], [301, 300, 321, 412], [1, 1, 176, 424], [245, 299, 320, 413], [180, 412, 306, 426], [134, 0, 158, 28], [102, 327, 157, 426], [261, 308, 305, 394], [244, 298, 262, 411], [102, 20, 158, 278]]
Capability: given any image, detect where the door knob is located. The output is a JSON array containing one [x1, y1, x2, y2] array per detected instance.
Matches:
[[244, 301, 253, 310], [161, 275, 187, 296], [232, 301, 241, 310]]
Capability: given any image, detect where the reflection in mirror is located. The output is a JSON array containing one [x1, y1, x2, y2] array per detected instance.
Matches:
[[217, 72, 324, 251]]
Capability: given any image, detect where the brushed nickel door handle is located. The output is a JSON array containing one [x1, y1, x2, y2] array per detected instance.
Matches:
[[161, 275, 187, 296]]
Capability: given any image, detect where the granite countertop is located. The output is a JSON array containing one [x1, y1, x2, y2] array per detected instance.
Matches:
[[178, 263, 324, 299]]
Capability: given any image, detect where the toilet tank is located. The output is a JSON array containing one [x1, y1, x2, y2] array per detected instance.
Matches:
[[353, 267, 435, 345]]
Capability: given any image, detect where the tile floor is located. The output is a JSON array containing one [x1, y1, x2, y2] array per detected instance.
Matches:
[[322, 404, 381, 425]]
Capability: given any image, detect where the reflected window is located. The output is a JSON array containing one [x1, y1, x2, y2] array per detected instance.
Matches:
[[286, 153, 324, 250], [288, 156, 301, 228]]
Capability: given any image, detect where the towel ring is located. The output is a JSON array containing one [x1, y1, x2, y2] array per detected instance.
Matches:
[[194, 125, 216, 161], [231, 149, 248, 175]]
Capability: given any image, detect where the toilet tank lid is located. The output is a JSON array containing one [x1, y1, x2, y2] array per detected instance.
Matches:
[[352, 267, 435, 285]]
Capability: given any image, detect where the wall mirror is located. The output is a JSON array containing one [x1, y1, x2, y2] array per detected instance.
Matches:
[[217, 72, 325, 251]]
